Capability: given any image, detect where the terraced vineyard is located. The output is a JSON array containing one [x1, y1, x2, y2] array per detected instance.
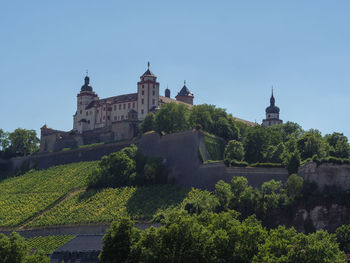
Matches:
[[0, 162, 98, 227], [26, 185, 189, 227], [0, 161, 190, 228], [26, 235, 75, 254]]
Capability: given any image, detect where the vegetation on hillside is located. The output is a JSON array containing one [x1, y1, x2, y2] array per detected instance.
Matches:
[[26, 185, 189, 227], [26, 235, 75, 255], [0, 128, 39, 158], [99, 214, 345, 263], [88, 145, 166, 189], [0, 162, 98, 227], [0, 232, 49, 262], [140, 103, 350, 173]]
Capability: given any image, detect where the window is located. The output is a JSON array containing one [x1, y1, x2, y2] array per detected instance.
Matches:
[[114, 116, 117, 121], [119, 104, 121, 110], [142, 99, 144, 104], [103, 107, 105, 111], [108, 116, 110, 120], [141, 109, 144, 114], [132, 102, 135, 108], [121, 115, 124, 120], [142, 90, 144, 95], [123, 104, 126, 109], [152, 90, 155, 96], [153, 85, 155, 88], [80, 101, 82, 105], [80, 110, 82, 114], [152, 99, 155, 105], [128, 103, 130, 109], [103, 116, 105, 120], [88, 120, 90, 124], [90, 111, 92, 115], [268, 114, 270, 118], [142, 85, 144, 89], [114, 105, 116, 110], [96, 110, 99, 114], [86, 111, 88, 116]]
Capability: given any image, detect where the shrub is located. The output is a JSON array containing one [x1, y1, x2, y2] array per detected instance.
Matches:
[[224, 140, 244, 161], [230, 160, 248, 167]]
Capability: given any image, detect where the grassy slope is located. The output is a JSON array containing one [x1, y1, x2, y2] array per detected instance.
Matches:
[[0, 162, 190, 228], [203, 132, 225, 161], [26, 185, 189, 227], [26, 235, 75, 254], [0, 162, 98, 227]]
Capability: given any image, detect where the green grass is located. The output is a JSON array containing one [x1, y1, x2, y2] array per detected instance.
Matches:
[[203, 132, 225, 161], [26, 185, 190, 227], [26, 235, 75, 254], [0, 161, 98, 227]]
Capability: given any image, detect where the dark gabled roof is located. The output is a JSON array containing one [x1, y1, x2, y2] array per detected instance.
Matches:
[[85, 93, 138, 109], [177, 85, 193, 97], [141, 69, 156, 77], [54, 235, 103, 253]]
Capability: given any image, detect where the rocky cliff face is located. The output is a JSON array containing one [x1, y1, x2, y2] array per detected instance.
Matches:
[[287, 204, 350, 232], [298, 162, 350, 191]]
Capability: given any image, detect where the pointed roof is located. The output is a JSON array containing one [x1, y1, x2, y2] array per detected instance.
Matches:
[[141, 61, 156, 78], [176, 81, 193, 97], [266, 88, 280, 114], [81, 74, 93, 92]]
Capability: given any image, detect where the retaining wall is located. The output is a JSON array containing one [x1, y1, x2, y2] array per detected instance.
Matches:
[[6, 130, 289, 190]]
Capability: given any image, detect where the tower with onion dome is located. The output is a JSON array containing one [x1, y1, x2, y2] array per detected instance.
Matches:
[[262, 88, 283, 127]]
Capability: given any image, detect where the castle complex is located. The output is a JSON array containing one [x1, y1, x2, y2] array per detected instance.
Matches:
[[40, 63, 282, 152], [40, 63, 195, 152]]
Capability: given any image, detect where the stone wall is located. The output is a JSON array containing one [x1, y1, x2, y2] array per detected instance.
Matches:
[[8, 130, 289, 190], [298, 162, 350, 191]]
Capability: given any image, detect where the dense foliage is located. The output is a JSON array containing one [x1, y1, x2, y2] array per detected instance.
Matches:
[[0, 128, 39, 158], [88, 145, 166, 189], [140, 103, 350, 173], [0, 232, 49, 263], [99, 214, 344, 263]]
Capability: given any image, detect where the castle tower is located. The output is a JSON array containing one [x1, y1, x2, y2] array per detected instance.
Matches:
[[73, 73, 99, 133], [137, 62, 159, 120], [262, 88, 283, 127], [175, 81, 194, 105], [165, 85, 170, 98]]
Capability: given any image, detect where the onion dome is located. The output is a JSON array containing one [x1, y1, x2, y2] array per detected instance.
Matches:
[[81, 74, 93, 92], [165, 85, 171, 98], [265, 89, 280, 114]]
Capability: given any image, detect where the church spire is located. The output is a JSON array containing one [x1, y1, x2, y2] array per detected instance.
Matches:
[[270, 86, 275, 106]]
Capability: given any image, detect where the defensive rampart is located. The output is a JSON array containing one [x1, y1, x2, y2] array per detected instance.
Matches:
[[6, 130, 289, 190]]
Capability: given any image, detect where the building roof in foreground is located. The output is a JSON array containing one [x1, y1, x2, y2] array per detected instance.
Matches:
[[54, 235, 103, 253]]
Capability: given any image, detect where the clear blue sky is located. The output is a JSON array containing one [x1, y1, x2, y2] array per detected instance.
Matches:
[[1, 1, 350, 138]]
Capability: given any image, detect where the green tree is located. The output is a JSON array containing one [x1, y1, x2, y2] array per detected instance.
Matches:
[[139, 113, 155, 133], [0, 129, 9, 151], [224, 140, 244, 161], [99, 217, 140, 263], [214, 180, 232, 212], [335, 224, 350, 253], [0, 232, 49, 263], [285, 174, 304, 202], [154, 103, 190, 133], [325, 132, 350, 158], [297, 131, 327, 160], [8, 128, 39, 156], [244, 126, 269, 163], [283, 150, 301, 174]]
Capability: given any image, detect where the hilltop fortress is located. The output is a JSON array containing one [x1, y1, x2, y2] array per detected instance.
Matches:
[[40, 63, 281, 152]]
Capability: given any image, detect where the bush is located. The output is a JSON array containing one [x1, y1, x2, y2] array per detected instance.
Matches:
[[230, 160, 248, 167], [224, 140, 244, 161], [88, 145, 167, 189]]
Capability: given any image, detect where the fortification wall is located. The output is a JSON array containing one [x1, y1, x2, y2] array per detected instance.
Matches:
[[138, 130, 288, 190], [7, 130, 288, 190], [9, 139, 137, 171], [298, 162, 350, 191]]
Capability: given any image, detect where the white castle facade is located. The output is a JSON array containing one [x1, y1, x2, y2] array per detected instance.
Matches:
[[73, 63, 194, 134]]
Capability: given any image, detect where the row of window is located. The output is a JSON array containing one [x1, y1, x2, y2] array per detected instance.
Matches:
[[142, 84, 157, 89], [141, 90, 156, 96], [141, 99, 156, 105]]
